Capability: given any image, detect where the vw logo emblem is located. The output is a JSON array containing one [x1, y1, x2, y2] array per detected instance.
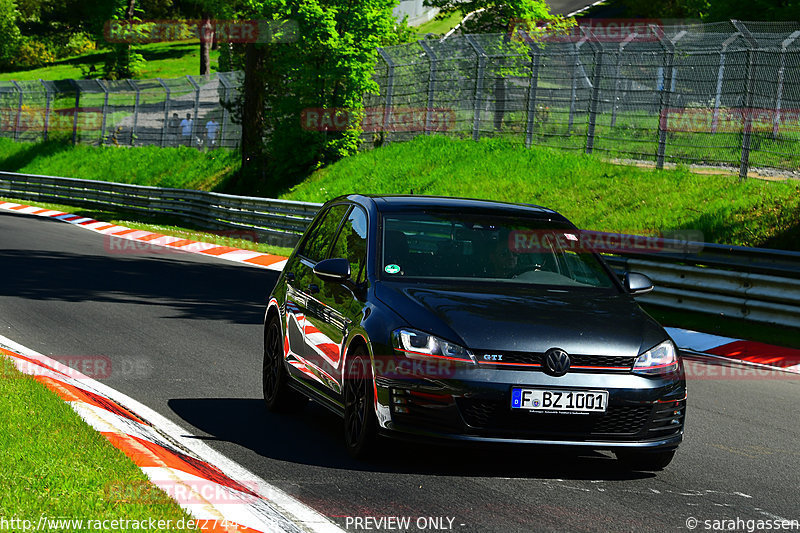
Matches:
[[544, 348, 570, 377]]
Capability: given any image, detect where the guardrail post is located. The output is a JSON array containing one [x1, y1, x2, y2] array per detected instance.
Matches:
[[99, 80, 109, 146], [712, 32, 740, 134], [585, 31, 602, 155], [772, 30, 800, 139], [733, 20, 757, 181], [522, 34, 541, 149], [127, 79, 140, 146], [10, 81, 23, 142], [40, 80, 51, 142], [419, 40, 438, 135], [377, 48, 395, 143], [187, 76, 202, 149], [466, 35, 487, 142], [610, 32, 636, 128], [69, 79, 81, 145], [157, 78, 171, 147]]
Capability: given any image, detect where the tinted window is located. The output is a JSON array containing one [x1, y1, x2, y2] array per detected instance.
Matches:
[[298, 204, 350, 262], [381, 211, 616, 289], [329, 206, 368, 283]]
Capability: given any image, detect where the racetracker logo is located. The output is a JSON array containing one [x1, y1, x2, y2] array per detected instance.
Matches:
[[662, 107, 800, 134], [0, 106, 103, 134], [511, 18, 664, 42], [301, 107, 456, 133], [105, 479, 260, 505], [103, 19, 298, 44], [104, 230, 259, 255]]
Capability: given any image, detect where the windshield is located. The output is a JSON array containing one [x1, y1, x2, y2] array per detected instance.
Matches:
[[381, 211, 617, 289]]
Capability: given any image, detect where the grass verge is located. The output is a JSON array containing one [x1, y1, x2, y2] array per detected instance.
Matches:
[[0, 138, 239, 191], [0, 196, 294, 258], [0, 355, 197, 531], [283, 135, 800, 250], [0, 41, 218, 82]]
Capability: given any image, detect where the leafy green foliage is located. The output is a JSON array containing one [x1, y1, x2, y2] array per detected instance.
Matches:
[[0, 0, 23, 69], [423, 0, 564, 33], [618, 0, 800, 21], [234, 0, 407, 193]]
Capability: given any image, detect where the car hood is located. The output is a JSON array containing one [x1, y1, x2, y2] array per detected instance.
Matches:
[[375, 281, 667, 357]]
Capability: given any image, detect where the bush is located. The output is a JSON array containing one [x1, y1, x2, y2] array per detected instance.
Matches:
[[14, 38, 56, 68]]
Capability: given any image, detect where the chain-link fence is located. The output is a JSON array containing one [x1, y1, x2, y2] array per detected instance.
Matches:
[[0, 72, 242, 149], [371, 20, 800, 178]]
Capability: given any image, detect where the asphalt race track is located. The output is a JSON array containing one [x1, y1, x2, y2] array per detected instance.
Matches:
[[2, 209, 799, 532]]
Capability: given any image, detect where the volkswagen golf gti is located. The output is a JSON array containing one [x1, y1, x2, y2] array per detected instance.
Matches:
[[262, 195, 686, 470]]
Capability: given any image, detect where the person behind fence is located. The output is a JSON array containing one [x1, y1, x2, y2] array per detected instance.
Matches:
[[168, 113, 180, 144], [205, 118, 218, 148], [180, 113, 194, 146]]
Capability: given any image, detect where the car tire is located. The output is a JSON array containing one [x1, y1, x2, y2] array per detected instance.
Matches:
[[263, 316, 307, 413], [343, 347, 378, 459], [615, 449, 676, 471]]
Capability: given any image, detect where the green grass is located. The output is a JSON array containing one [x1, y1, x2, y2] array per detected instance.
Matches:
[[414, 11, 464, 35], [0, 356, 198, 531], [282, 135, 800, 250], [0, 196, 294, 258], [0, 41, 219, 81], [0, 138, 239, 190]]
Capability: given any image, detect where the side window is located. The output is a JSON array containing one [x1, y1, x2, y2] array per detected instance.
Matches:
[[297, 204, 350, 262], [329, 206, 368, 283]]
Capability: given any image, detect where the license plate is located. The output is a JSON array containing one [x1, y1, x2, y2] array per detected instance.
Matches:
[[511, 388, 608, 413]]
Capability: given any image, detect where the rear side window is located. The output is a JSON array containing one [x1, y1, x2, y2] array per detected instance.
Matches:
[[298, 204, 350, 262], [329, 206, 368, 283]]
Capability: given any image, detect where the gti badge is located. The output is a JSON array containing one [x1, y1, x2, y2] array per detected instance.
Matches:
[[544, 348, 570, 377], [483, 354, 503, 362]]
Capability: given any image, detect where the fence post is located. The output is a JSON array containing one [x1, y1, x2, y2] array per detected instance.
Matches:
[[585, 33, 602, 155], [127, 79, 140, 146], [69, 79, 80, 145], [377, 48, 395, 142], [733, 20, 757, 181], [655, 26, 675, 170], [187, 76, 201, 149], [772, 30, 800, 138], [713, 32, 740, 134], [98, 80, 109, 146], [157, 78, 171, 147], [466, 35, 487, 142], [10, 81, 23, 142], [40, 80, 51, 142], [217, 74, 230, 149], [419, 40, 438, 135], [610, 32, 636, 128], [569, 36, 588, 134], [523, 36, 541, 149]]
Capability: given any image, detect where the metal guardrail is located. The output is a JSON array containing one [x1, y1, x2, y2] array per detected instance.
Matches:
[[1, 171, 798, 327], [0, 171, 320, 247]]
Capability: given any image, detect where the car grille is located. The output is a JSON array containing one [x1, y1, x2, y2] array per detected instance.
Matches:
[[457, 398, 654, 438], [476, 351, 635, 371], [647, 397, 687, 437]]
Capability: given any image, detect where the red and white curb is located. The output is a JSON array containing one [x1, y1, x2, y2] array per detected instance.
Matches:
[[666, 327, 800, 374], [0, 335, 343, 533], [0, 201, 288, 271]]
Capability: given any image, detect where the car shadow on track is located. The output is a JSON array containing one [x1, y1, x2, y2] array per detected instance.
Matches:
[[168, 397, 654, 480]]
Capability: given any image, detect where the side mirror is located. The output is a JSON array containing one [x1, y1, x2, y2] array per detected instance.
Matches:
[[313, 258, 350, 282], [625, 272, 654, 295]]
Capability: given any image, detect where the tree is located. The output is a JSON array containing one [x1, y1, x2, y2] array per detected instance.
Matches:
[[235, 0, 408, 193], [423, 0, 562, 34], [0, 0, 22, 69]]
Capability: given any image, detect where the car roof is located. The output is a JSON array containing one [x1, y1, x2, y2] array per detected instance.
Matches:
[[334, 194, 570, 223]]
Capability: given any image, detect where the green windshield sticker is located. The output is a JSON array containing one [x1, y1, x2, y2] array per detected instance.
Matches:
[[385, 264, 401, 274]]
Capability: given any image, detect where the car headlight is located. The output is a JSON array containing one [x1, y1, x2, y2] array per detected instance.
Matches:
[[633, 340, 679, 375], [392, 328, 476, 364]]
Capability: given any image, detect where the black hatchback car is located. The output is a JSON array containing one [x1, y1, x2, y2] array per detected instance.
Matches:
[[263, 195, 686, 470]]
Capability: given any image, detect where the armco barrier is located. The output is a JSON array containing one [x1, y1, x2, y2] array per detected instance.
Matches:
[[1, 171, 798, 327], [0, 171, 320, 247]]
